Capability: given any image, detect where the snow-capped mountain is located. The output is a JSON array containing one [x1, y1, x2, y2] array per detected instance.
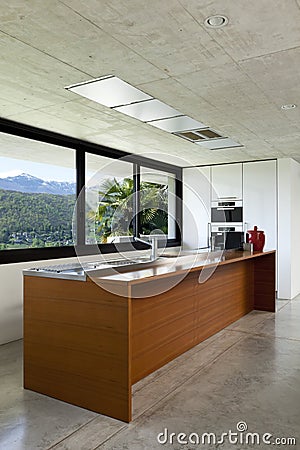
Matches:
[[0, 173, 76, 195]]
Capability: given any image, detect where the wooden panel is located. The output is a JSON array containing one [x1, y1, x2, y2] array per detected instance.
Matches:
[[194, 261, 254, 342], [131, 271, 198, 382], [253, 252, 276, 312], [24, 252, 275, 422], [23, 276, 131, 422], [131, 260, 254, 383]]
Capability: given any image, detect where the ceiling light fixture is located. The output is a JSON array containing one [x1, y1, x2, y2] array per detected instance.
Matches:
[[114, 99, 181, 122], [281, 104, 297, 110], [204, 15, 228, 28], [65, 75, 152, 108], [149, 116, 206, 132], [65, 74, 242, 149], [196, 138, 242, 150]]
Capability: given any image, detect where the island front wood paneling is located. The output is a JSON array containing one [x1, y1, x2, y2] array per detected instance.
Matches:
[[24, 276, 132, 422], [253, 252, 276, 312], [23, 251, 275, 422], [131, 260, 254, 383]]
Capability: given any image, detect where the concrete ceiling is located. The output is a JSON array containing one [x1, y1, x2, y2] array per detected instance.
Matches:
[[1, 0, 300, 167]]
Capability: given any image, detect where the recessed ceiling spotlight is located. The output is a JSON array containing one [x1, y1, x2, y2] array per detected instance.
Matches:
[[204, 15, 228, 28], [281, 104, 297, 110]]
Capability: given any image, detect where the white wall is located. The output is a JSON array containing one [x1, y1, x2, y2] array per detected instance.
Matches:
[[291, 159, 300, 299], [277, 159, 292, 299], [0, 257, 79, 345], [276, 158, 300, 299]]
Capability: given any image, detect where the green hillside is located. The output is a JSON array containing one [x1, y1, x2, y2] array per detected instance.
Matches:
[[0, 189, 76, 249]]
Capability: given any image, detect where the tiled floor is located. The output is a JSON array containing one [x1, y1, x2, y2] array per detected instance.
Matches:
[[1, 298, 299, 450]]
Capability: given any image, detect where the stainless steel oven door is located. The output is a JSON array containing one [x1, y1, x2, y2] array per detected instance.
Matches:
[[211, 200, 243, 223], [211, 225, 244, 250], [211, 206, 243, 223]]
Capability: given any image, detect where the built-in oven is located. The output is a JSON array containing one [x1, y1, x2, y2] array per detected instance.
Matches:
[[211, 225, 244, 250], [211, 200, 243, 223]]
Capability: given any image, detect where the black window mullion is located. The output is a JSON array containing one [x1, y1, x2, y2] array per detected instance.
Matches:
[[175, 171, 183, 244], [76, 149, 85, 246], [133, 163, 140, 238]]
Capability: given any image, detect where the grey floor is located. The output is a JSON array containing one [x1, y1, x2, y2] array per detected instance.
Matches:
[[1, 298, 300, 450]]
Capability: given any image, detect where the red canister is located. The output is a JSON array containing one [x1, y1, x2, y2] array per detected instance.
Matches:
[[247, 226, 265, 252]]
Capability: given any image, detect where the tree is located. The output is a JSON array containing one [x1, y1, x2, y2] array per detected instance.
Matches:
[[32, 238, 45, 248], [88, 177, 168, 243], [0, 228, 9, 243]]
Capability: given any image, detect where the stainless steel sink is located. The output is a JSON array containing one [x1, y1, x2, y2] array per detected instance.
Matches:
[[84, 257, 152, 269], [23, 256, 159, 281]]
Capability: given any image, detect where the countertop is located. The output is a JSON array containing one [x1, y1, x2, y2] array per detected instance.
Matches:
[[23, 248, 275, 285], [93, 249, 276, 286]]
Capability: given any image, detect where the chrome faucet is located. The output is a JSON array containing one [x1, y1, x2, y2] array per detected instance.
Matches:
[[134, 236, 158, 260]]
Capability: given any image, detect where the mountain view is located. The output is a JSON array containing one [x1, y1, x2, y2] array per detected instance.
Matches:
[[0, 173, 76, 250], [0, 173, 76, 195]]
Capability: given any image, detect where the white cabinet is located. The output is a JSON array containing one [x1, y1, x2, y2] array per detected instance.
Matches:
[[243, 160, 277, 251], [183, 167, 211, 249], [183, 160, 278, 254], [211, 163, 242, 200]]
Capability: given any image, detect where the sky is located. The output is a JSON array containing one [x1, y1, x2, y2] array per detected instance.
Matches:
[[0, 157, 75, 182]]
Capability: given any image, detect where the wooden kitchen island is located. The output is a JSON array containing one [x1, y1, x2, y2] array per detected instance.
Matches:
[[23, 250, 275, 422]]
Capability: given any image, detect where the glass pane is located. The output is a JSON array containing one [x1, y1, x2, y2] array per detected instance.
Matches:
[[0, 132, 76, 250], [85, 154, 133, 244], [140, 167, 176, 239]]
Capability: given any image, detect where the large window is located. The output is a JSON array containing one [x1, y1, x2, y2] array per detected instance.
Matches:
[[85, 156, 179, 247], [140, 167, 176, 239], [0, 132, 75, 251], [0, 118, 182, 263], [85, 154, 134, 244]]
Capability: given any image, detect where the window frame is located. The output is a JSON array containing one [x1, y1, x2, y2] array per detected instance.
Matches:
[[0, 117, 182, 264]]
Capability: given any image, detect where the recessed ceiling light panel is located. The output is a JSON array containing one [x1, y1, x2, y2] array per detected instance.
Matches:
[[196, 138, 242, 150], [149, 115, 207, 132], [65, 74, 241, 148], [204, 15, 228, 28], [65, 75, 152, 108], [114, 99, 181, 122]]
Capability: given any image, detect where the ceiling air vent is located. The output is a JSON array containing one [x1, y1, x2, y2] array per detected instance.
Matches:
[[197, 129, 222, 139], [175, 131, 205, 142], [174, 128, 223, 143]]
